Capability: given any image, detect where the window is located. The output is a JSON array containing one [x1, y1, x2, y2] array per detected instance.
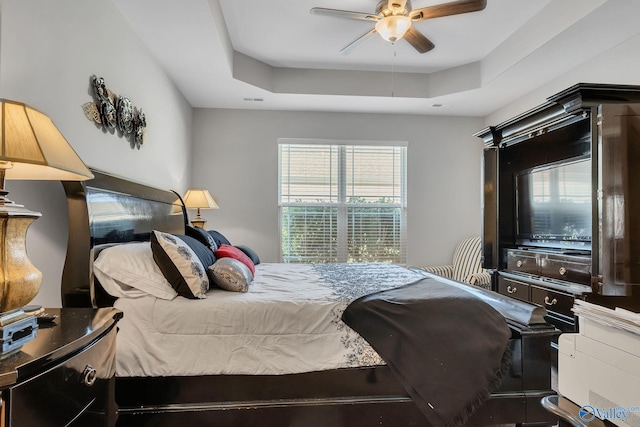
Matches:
[[279, 140, 407, 264]]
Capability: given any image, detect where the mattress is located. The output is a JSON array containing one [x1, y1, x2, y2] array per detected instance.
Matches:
[[114, 262, 424, 377]]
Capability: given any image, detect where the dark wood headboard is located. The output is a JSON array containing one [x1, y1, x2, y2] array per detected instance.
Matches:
[[61, 169, 187, 307]]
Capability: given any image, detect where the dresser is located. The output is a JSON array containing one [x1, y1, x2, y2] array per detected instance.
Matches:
[[0, 308, 122, 426], [499, 249, 592, 333]]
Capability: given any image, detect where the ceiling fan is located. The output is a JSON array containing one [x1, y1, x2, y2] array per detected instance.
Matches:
[[310, 0, 486, 54]]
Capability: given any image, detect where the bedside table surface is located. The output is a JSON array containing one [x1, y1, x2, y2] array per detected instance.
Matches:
[[0, 307, 122, 387]]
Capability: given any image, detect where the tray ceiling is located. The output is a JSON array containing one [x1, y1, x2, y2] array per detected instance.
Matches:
[[113, 0, 640, 116]]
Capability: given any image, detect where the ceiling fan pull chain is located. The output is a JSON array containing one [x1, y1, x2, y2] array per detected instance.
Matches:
[[391, 46, 397, 97]]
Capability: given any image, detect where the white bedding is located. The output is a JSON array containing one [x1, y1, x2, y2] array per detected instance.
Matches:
[[114, 262, 424, 377]]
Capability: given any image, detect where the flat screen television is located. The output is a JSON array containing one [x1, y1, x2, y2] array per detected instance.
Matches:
[[516, 158, 592, 251]]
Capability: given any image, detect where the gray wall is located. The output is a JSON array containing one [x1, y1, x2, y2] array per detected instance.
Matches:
[[0, 0, 193, 307], [189, 31, 640, 270], [191, 109, 484, 267]]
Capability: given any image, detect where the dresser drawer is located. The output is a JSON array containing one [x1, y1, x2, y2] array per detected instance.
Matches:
[[8, 325, 117, 426], [538, 256, 591, 285], [506, 251, 538, 276], [530, 285, 574, 319], [497, 276, 531, 302]]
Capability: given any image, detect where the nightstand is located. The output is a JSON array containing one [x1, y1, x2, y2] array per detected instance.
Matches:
[[0, 308, 122, 426]]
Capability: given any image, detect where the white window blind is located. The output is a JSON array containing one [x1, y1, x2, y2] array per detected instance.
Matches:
[[279, 142, 407, 264]]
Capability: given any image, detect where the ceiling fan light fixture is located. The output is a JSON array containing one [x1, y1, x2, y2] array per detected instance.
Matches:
[[375, 15, 411, 42]]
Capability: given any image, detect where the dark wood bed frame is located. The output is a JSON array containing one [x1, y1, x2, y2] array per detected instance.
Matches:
[[61, 169, 559, 426]]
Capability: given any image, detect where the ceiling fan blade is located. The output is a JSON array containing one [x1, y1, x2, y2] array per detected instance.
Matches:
[[310, 7, 378, 21], [340, 28, 377, 54], [410, 0, 486, 21], [403, 26, 435, 53]]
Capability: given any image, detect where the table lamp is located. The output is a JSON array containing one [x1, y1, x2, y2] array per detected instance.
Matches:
[[183, 189, 218, 228], [0, 99, 93, 351]]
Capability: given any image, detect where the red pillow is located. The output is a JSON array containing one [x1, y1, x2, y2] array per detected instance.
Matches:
[[214, 244, 255, 275]]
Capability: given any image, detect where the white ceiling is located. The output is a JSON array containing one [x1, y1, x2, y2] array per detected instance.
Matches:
[[113, 0, 640, 116]]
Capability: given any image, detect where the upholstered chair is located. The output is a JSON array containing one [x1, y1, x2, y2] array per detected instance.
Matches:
[[418, 237, 492, 290]]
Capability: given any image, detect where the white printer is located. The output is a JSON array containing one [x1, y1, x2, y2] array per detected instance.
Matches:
[[558, 300, 640, 427]]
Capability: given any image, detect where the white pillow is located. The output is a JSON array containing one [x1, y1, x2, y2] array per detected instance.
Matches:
[[93, 242, 178, 300]]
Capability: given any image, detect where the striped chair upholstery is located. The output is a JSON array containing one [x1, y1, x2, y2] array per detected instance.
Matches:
[[419, 237, 491, 290]]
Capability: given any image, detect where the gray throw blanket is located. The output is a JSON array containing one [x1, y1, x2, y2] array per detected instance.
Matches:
[[342, 277, 512, 427]]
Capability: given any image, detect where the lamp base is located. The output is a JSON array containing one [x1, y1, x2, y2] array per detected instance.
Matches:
[[0, 204, 43, 313], [190, 215, 206, 228], [0, 309, 37, 356]]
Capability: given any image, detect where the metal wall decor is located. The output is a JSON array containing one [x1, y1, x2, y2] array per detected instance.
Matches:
[[82, 75, 147, 149]]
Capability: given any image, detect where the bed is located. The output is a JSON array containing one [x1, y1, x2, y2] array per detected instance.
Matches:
[[61, 169, 558, 427]]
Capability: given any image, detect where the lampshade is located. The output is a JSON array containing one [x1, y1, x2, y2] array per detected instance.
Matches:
[[183, 189, 219, 210], [183, 189, 218, 228], [375, 15, 412, 42], [0, 99, 93, 336], [0, 99, 94, 182]]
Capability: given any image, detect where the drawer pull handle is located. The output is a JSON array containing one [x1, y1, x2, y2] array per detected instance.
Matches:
[[82, 365, 97, 387], [507, 285, 517, 294], [516, 260, 523, 268], [544, 296, 558, 306], [559, 267, 567, 276]]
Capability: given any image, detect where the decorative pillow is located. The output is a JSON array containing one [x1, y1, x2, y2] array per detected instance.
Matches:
[[214, 244, 255, 275], [185, 225, 218, 252], [175, 234, 216, 269], [208, 258, 253, 293], [207, 230, 231, 247], [93, 242, 177, 300], [151, 231, 209, 299], [235, 245, 260, 265]]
